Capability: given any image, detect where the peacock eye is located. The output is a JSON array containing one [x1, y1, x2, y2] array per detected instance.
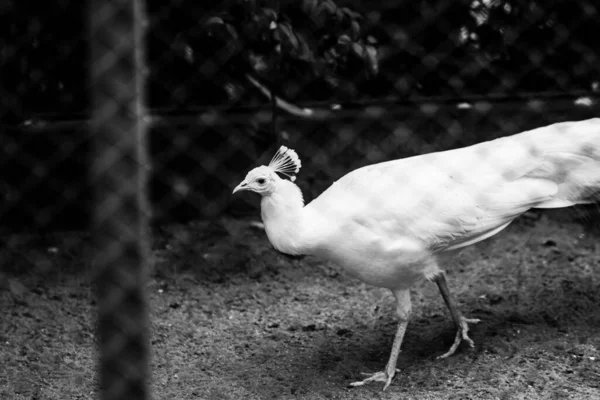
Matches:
[[257, 178, 266, 185]]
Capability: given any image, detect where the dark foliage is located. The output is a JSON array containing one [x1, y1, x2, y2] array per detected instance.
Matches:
[[149, 0, 379, 109], [0, 0, 598, 120]]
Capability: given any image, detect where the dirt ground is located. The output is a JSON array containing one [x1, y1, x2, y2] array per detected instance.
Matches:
[[1, 206, 600, 400]]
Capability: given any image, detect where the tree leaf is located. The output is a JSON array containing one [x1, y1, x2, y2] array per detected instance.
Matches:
[[248, 52, 270, 74], [225, 23, 238, 39], [342, 7, 362, 20], [338, 34, 351, 46], [364, 44, 379, 75], [204, 16, 225, 27], [294, 34, 315, 62], [278, 22, 300, 51], [351, 20, 360, 40], [262, 8, 278, 20], [319, 0, 337, 16], [351, 42, 363, 57]]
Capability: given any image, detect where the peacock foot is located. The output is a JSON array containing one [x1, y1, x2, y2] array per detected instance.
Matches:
[[438, 316, 481, 359], [349, 368, 400, 391]]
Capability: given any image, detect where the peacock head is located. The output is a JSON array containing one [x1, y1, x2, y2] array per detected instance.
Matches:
[[233, 145, 302, 196]]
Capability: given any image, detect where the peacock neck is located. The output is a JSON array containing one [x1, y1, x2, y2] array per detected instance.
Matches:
[[260, 181, 309, 255]]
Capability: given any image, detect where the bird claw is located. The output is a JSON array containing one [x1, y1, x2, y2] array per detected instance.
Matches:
[[349, 368, 400, 391], [438, 316, 480, 359]]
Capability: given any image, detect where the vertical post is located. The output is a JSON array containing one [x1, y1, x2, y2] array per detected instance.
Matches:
[[89, 1, 150, 399]]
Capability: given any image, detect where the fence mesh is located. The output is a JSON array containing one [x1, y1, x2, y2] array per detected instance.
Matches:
[[0, 0, 599, 398]]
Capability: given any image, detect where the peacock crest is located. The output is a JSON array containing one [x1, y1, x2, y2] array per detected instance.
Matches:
[[268, 145, 302, 182]]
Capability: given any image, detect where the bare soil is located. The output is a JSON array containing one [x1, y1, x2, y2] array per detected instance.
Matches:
[[1, 207, 600, 400]]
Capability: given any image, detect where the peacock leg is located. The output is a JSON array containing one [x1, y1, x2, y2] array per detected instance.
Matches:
[[349, 289, 410, 391], [433, 272, 480, 359]]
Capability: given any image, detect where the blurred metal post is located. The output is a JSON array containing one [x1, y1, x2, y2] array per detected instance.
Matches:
[[89, 0, 150, 399]]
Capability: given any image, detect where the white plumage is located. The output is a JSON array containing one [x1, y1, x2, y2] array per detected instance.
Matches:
[[233, 118, 600, 390]]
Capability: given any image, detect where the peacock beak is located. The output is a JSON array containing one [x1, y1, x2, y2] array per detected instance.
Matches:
[[232, 181, 248, 194]]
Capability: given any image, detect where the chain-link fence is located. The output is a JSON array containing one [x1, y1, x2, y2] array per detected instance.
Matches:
[[1, 0, 599, 398], [2, 0, 598, 227]]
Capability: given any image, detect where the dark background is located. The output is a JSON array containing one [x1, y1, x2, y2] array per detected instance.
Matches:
[[0, 0, 599, 231]]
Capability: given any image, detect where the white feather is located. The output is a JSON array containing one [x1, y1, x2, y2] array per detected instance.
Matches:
[[257, 119, 600, 288]]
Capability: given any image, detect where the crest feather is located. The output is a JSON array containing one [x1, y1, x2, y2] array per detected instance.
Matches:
[[268, 146, 302, 182]]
